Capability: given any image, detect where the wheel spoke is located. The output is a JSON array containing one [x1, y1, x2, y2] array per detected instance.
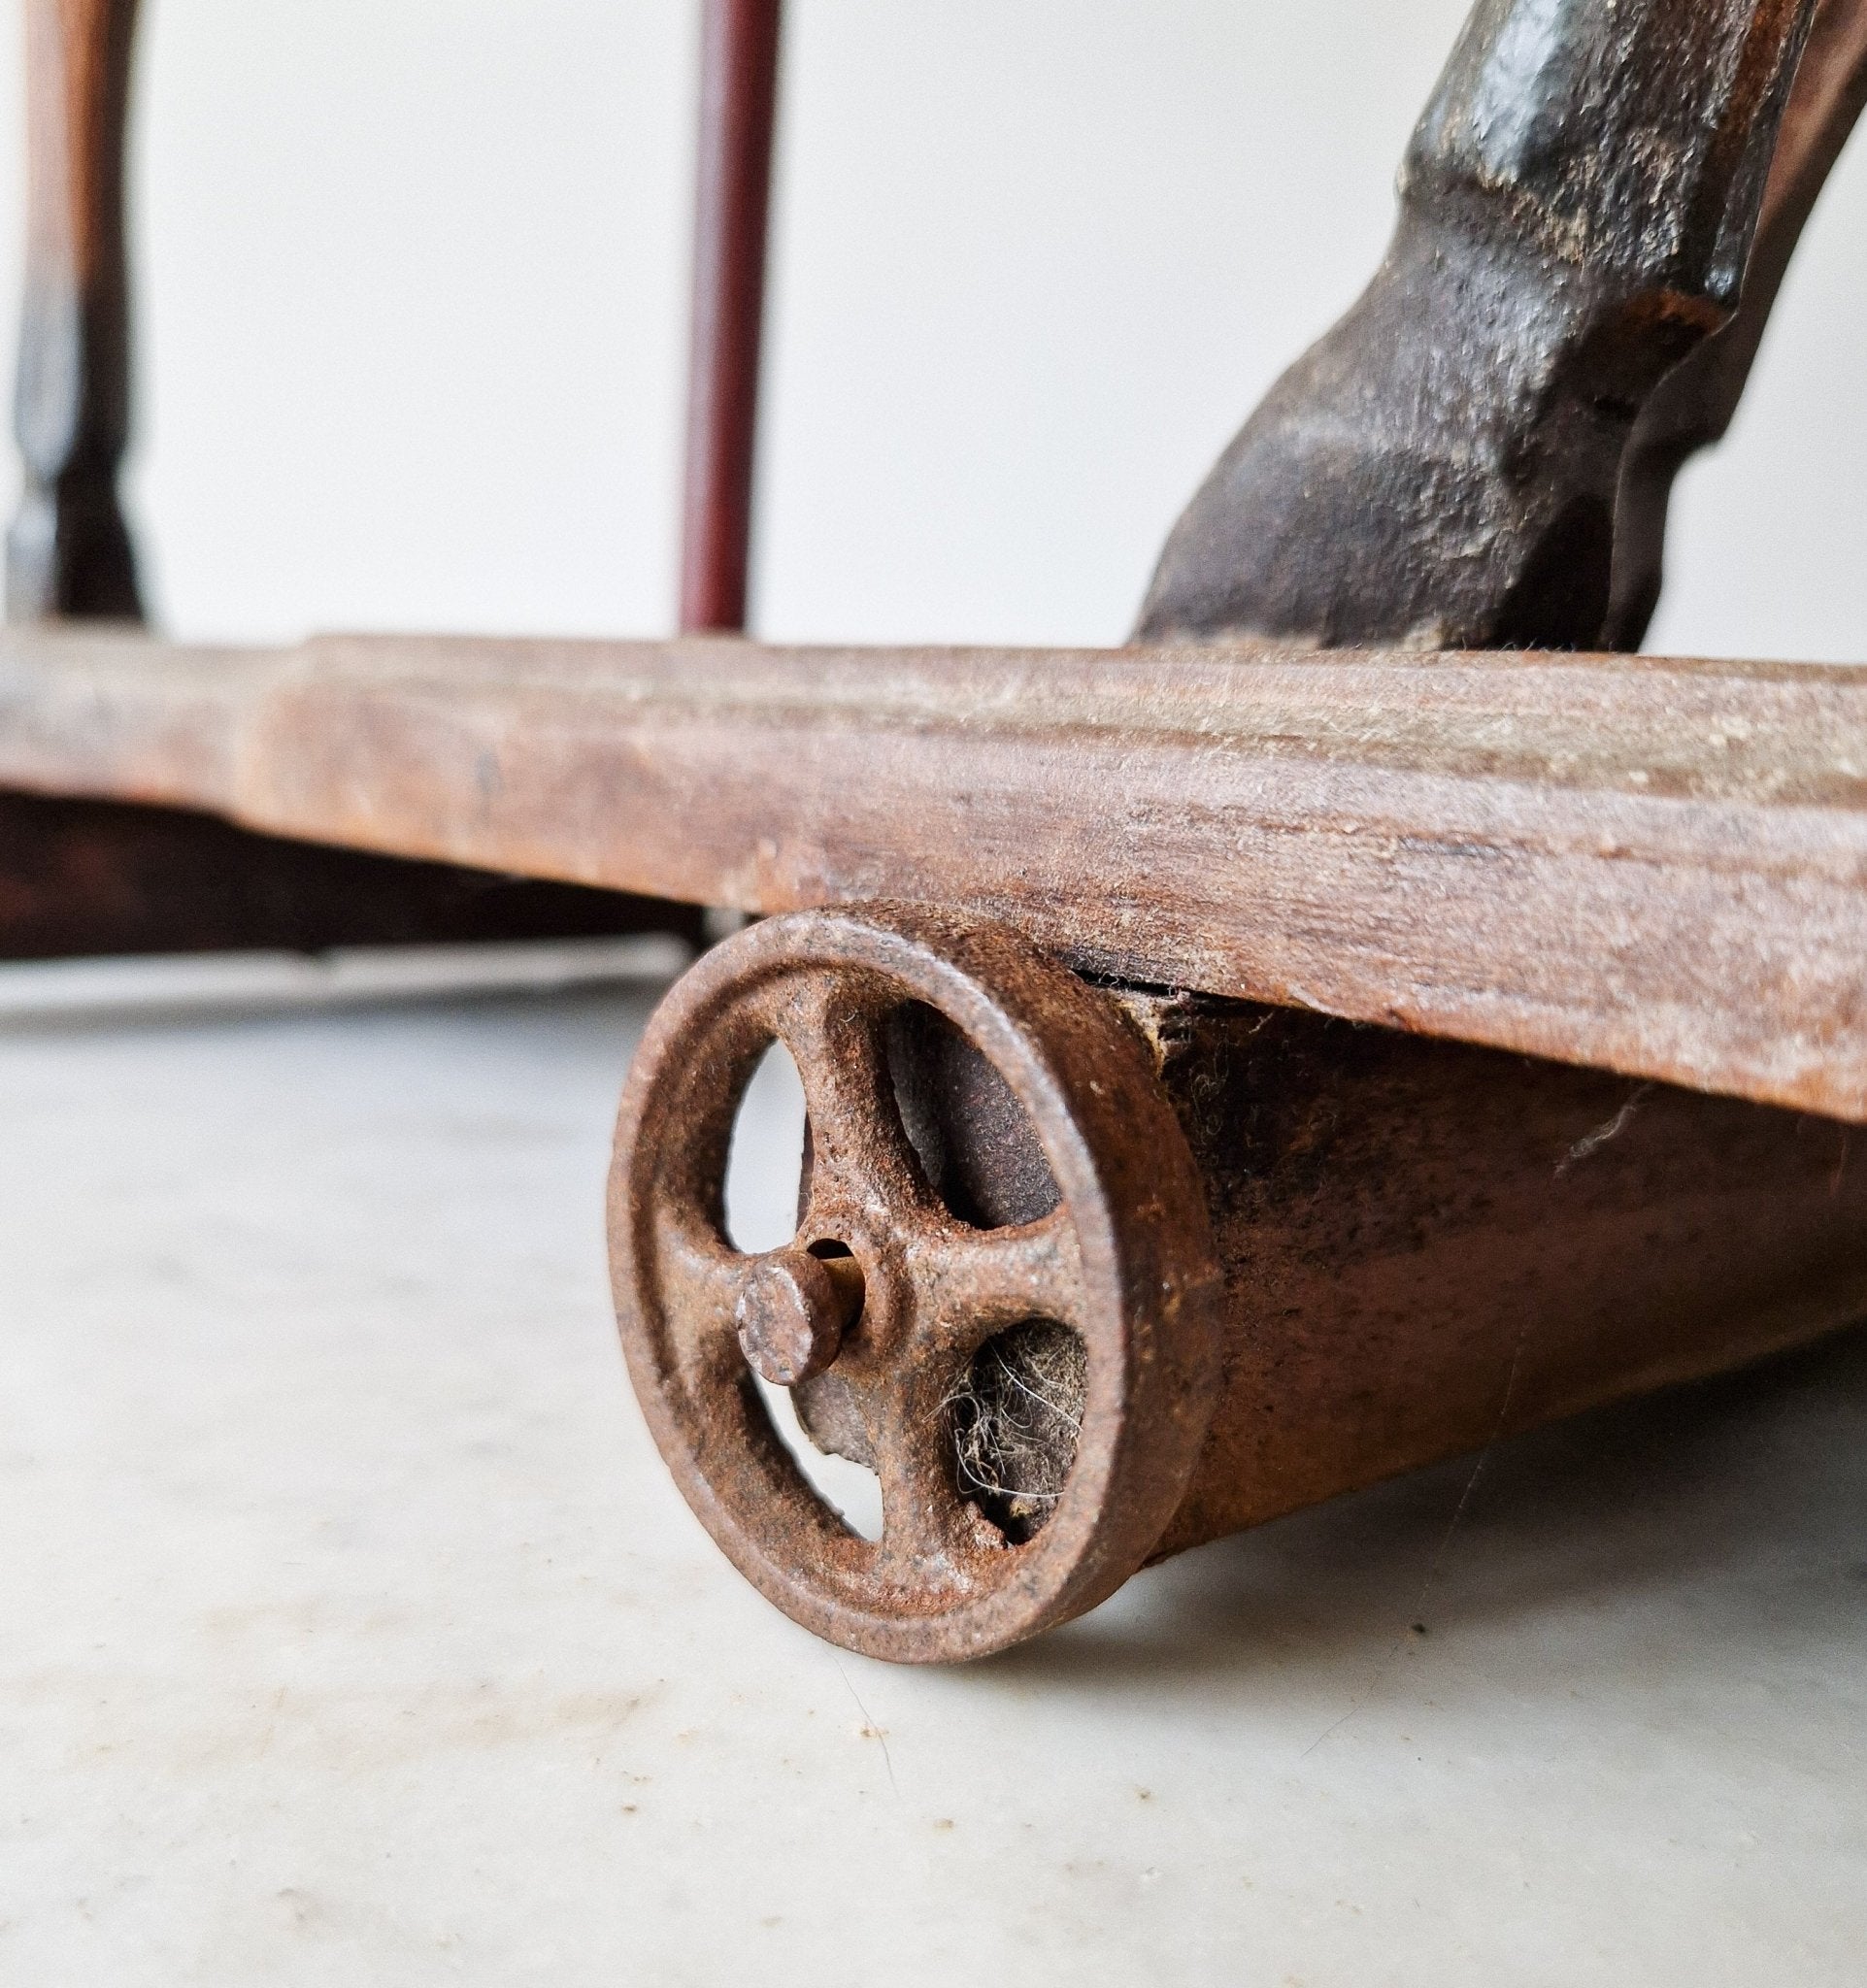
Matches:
[[907, 1210, 1087, 1348], [863, 1371, 1003, 1590], [651, 1202, 752, 1372], [777, 981, 925, 1227]]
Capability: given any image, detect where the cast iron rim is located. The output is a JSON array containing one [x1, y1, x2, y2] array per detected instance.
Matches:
[[607, 905, 1222, 1663]]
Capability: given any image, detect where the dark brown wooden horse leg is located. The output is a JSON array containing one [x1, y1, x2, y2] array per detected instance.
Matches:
[[1138, 0, 1815, 653], [8, 0, 142, 621], [1605, 0, 1867, 648]]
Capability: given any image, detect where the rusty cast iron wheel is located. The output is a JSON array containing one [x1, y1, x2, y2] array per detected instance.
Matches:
[[608, 905, 1222, 1663]]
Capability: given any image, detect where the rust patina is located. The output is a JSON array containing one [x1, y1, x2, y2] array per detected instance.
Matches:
[[607, 907, 1223, 1663], [609, 907, 1867, 1662]]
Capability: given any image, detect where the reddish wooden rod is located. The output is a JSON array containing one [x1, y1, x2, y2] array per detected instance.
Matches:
[[679, 0, 783, 635]]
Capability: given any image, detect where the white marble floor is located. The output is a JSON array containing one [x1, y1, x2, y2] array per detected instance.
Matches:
[[3, 979, 1864, 1985]]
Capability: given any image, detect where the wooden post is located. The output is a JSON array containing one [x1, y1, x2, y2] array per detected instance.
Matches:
[[8, 0, 143, 621], [679, 0, 783, 635]]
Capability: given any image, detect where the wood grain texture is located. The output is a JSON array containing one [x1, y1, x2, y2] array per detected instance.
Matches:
[[1128, 993, 1867, 1560], [2, 629, 1865, 1119]]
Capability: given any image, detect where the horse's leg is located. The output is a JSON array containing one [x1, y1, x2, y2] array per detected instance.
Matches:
[[1139, 0, 1816, 653], [8, 0, 143, 622], [1605, 0, 1867, 648]]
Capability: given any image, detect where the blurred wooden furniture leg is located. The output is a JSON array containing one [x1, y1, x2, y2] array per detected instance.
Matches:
[[0, 0, 696, 960], [681, 0, 782, 635], [8, 0, 142, 620]]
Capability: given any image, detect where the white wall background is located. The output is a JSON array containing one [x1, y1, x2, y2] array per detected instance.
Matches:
[[0, 0, 1862, 658]]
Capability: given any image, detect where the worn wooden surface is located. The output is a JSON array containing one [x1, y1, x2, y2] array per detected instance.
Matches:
[[1136, 993, 1867, 1560], [2, 626, 1864, 1123]]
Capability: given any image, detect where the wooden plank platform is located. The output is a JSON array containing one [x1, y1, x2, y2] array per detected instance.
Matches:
[[3, 627, 1865, 1123]]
